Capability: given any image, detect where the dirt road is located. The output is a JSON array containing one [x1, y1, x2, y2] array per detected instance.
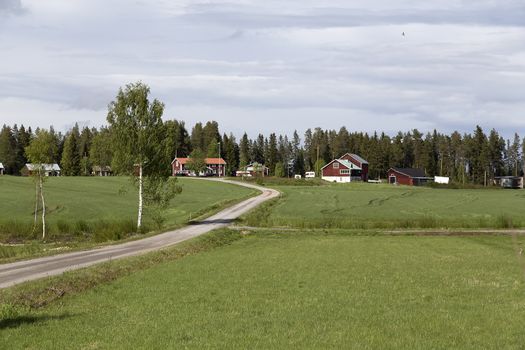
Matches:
[[0, 179, 278, 289]]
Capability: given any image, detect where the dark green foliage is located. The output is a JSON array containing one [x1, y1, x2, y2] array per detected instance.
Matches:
[[60, 125, 81, 176], [186, 148, 207, 174]]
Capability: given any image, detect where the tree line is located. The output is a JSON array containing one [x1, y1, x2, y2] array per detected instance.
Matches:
[[1, 100, 524, 186]]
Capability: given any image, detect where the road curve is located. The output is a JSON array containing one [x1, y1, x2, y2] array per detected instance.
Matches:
[[0, 179, 279, 289]]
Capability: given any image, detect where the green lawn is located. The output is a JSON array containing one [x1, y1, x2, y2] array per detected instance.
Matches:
[[0, 176, 256, 242], [245, 183, 525, 229], [2, 230, 525, 349]]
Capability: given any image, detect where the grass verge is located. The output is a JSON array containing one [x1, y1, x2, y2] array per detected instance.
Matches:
[[0, 229, 244, 315]]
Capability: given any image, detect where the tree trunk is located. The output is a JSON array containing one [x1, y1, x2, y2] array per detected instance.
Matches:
[[137, 164, 143, 231], [40, 174, 46, 240], [33, 180, 39, 230]]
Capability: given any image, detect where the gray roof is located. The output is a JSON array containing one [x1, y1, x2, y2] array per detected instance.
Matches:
[[348, 154, 368, 165], [25, 163, 61, 171], [390, 167, 427, 178], [338, 159, 355, 169], [321, 159, 361, 170]]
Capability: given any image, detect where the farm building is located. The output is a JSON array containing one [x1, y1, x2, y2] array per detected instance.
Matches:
[[321, 154, 369, 183], [236, 163, 269, 177], [92, 165, 113, 176], [0, 163, 4, 175], [494, 176, 524, 189], [172, 157, 226, 177], [21, 163, 61, 177], [338, 153, 369, 181], [387, 168, 432, 186]]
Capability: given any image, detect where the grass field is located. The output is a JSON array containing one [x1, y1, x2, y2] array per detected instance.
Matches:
[[244, 183, 525, 229], [2, 229, 525, 349], [0, 176, 256, 243]]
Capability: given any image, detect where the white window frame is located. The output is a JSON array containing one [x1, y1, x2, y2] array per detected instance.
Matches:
[[340, 169, 350, 175], [333, 162, 339, 169]]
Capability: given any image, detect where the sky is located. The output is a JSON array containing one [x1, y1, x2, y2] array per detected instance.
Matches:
[[1, 0, 525, 138]]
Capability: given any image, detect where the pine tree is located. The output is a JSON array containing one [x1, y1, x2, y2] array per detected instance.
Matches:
[[239, 133, 250, 167], [61, 129, 81, 176], [0, 125, 16, 174]]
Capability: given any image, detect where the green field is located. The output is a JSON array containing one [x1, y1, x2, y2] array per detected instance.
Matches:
[[245, 183, 525, 229], [0, 176, 256, 242], [2, 229, 525, 349]]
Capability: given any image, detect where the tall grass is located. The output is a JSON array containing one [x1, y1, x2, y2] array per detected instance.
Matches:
[[0, 219, 139, 243]]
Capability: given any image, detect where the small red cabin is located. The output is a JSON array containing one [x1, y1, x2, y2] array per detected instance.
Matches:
[[387, 168, 432, 186]]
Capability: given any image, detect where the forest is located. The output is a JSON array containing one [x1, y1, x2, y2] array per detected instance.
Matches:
[[0, 121, 523, 185]]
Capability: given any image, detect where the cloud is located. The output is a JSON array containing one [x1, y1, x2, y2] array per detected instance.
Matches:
[[0, 0, 24, 15], [0, 0, 524, 139]]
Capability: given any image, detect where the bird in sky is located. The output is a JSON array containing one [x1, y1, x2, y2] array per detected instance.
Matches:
[[402, 32, 406, 37]]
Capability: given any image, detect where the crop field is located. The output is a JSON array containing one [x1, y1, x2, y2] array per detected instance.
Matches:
[[0, 176, 256, 242], [244, 183, 525, 229], [2, 229, 525, 349]]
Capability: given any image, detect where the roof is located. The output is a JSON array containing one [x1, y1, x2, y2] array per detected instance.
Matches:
[[25, 163, 61, 171], [389, 167, 427, 178], [172, 157, 226, 165], [340, 153, 369, 165], [321, 159, 356, 170], [0, 163, 3, 169], [246, 163, 268, 171], [92, 165, 112, 172]]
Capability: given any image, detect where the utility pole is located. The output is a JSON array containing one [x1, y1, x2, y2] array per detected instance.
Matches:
[[218, 142, 221, 177], [316, 145, 320, 177]]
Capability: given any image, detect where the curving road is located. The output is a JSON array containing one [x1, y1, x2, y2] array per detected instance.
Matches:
[[0, 179, 279, 289]]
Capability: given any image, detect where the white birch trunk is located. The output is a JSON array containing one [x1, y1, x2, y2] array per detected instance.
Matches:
[[33, 179, 39, 230], [39, 174, 46, 240], [137, 164, 143, 230]]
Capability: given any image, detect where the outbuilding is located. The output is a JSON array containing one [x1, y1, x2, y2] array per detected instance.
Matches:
[[92, 165, 113, 176], [387, 168, 432, 186], [494, 176, 523, 189], [0, 163, 4, 175], [236, 162, 269, 177]]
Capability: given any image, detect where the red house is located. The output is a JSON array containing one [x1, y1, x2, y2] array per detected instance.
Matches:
[[338, 153, 369, 181], [321, 153, 368, 183], [172, 157, 226, 177], [387, 168, 432, 186]]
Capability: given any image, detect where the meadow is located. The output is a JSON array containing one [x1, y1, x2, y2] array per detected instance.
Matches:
[[2, 229, 525, 349], [244, 183, 525, 229], [0, 176, 256, 243]]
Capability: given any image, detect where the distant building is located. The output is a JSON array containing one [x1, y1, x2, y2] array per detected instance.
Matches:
[[21, 163, 61, 177], [0, 163, 4, 175], [236, 163, 269, 177], [494, 176, 523, 189], [321, 153, 369, 183], [172, 157, 226, 177], [338, 153, 369, 181], [92, 165, 113, 176], [387, 168, 432, 186]]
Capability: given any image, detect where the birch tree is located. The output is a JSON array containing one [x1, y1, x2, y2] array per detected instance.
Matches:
[[107, 82, 171, 231], [25, 129, 57, 239]]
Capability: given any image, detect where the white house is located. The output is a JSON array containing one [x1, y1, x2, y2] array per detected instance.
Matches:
[[22, 163, 61, 177], [0, 162, 4, 175]]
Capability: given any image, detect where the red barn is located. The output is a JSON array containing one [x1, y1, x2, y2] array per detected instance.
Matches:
[[387, 168, 432, 186], [338, 153, 369, 181], [172, 157, 226, 177]]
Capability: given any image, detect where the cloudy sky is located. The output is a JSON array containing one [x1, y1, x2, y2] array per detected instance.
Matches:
[[1, 0, 524, 137]]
